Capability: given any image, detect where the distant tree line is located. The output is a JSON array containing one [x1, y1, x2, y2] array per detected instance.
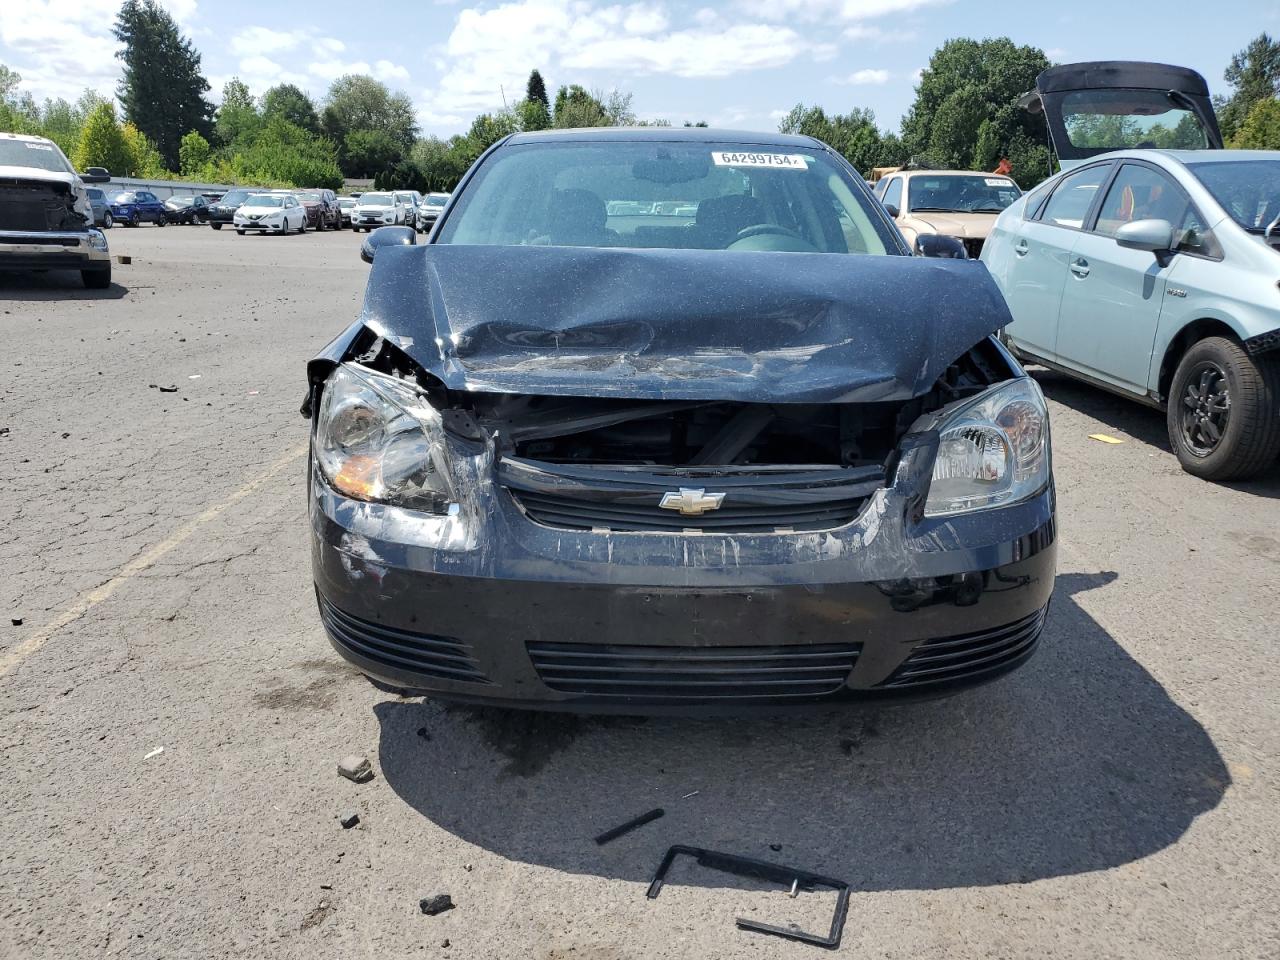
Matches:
[[3, 9, 1278, 194]]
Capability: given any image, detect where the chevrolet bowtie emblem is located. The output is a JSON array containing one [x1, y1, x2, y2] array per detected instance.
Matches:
[[659, 487, 726, 516]]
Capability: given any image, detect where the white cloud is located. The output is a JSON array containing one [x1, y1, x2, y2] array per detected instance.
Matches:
[[911, 66, 924, 83], [834, 68, 890, 85], [0, 0, 124, 102], [308, 59, 373, 81], [423, 0, 824, 118], [374, 60, 412, 83], [738, 0, 950, 22], [843, 23, 916, 42], [230, 26, 305, 57]]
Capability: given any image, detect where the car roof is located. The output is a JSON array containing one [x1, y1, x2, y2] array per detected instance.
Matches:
[[505, 126, 823, 148], [897, 169, 1015, 178], [1065, 148, 1280, 168], [0, 131, 56, 145]]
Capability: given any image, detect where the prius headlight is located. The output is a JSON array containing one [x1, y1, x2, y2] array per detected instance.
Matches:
[[314, 364, 457, 512], [924, 377, 1050, 517]]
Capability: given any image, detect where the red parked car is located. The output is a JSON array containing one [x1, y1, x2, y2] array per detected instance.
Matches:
[[284, 189, 340, 231]]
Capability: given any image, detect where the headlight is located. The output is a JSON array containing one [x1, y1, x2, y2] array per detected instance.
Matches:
[[314, 364, 457, 512], [87, 229, 108, 251], [924, 377, 1050, 517]]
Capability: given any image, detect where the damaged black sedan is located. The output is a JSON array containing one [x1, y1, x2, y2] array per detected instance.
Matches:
[[304, 128, 1056, 712]]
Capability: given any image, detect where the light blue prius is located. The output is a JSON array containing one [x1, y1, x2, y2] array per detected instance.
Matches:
[[984, 62, 1280, 481]]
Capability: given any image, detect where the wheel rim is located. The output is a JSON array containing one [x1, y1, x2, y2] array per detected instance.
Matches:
[[1179, 360, 1231, 456]]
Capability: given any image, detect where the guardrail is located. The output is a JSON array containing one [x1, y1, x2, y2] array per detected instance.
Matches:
[[99, 176, 244, 200]]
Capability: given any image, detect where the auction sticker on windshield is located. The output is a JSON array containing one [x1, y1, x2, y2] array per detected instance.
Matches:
[[712, 152, 809, 170]]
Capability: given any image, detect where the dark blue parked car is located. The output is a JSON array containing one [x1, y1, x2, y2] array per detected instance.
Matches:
[[108, 190, 167, 227]]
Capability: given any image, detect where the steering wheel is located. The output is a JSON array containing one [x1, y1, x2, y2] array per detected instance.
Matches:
[[734, 223, 804, 242]]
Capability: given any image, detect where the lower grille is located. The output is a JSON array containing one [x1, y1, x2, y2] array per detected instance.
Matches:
[[878, 607, 1047, 688], [511, 488, 868, 532], [319, 596, 490, 684], [527, 640, 861, 703]]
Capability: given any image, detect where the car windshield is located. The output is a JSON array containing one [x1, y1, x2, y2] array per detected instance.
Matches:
[[907, 175, 1021, 213], [1062, 90, 1209, 150], [437, 141, 894, 254], [1185, 158, 1280, 232], [294, 192, 320, 200], [359, 193, 394, 205], [111, 192, 137, 203], [338, 198, 355, 207], [219, 190, 251, 205], [426, 195, 447, 207], [0, 138, 71, 173], [247, 195, 286, 208]]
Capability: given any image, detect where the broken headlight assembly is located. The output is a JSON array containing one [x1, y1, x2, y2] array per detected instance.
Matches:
[[314, 364, 458, 513], [924, 377, 1050, 517]]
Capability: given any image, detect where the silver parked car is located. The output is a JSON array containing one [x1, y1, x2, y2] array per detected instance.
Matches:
[[983, 150, 1280, 480]]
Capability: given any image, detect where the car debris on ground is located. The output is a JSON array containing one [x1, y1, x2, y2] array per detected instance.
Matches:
[[337, 755, 373, 783], [338, 811, 359, 829], [419, 894, 453, 916], [594, 807, 665, 845]]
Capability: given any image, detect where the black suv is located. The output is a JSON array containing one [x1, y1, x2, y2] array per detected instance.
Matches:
[[206, 188, 255, 230]]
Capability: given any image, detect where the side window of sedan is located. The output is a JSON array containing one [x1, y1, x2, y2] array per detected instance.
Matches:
[[1038, 164, 1111, 229], [1094, 165, 1188, 237]]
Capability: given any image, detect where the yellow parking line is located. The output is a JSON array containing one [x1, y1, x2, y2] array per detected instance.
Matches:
[[0, 443, 309, 679]]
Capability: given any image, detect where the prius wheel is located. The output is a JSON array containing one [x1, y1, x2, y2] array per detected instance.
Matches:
[[1167, 336, 1280, 481]]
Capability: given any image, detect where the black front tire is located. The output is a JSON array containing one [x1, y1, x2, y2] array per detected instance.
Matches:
[[212, 223, 223, 231], [1167, 336, 1280, 481], [82, 265, 111, 289], [155, 214, 166, 227]]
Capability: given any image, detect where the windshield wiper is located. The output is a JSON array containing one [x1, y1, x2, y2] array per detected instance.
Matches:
[[909, 207, 961, 213]]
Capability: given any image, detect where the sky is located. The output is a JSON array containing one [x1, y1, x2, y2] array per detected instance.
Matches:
[[2, 0, 1278, 139]]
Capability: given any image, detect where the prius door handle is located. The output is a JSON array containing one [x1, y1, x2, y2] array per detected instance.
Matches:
[[1013, 240, 1029, 256], [1069, 257, 1090, 278]]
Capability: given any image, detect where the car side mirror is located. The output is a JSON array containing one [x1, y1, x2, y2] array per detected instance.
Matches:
[[884, 203, 900, 218], [1114, 218, 1176, 256], [80, 166, 110, 183], [915, 234, 968, 259], [360, 225, 416, 264]]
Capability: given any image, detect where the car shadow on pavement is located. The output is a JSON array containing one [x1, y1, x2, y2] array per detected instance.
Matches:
[[0, 271, 128, 300], [375, 571, 1228, 893], [1032, 368, 1280, 498]]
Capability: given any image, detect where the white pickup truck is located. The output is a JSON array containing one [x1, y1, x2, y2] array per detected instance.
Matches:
[[0, 132, 111, 288]]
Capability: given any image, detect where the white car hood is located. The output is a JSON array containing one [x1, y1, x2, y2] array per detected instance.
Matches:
[[0, 165, 79, 188], [239, 205, 284, 214]]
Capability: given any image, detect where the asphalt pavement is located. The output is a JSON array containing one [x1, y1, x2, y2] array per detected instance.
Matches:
[[1, 225, 1277, 959]]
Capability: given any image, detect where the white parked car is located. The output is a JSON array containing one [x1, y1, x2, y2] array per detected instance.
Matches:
[[351, 192, 406, 231], [233, 193, 308, 235]]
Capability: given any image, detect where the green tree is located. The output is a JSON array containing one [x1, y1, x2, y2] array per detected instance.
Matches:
[[409, 136, 470, 192], [261, 83, 320, 135], [516, 97, 551, 131], [178, 130, 211, 175], [0, 64, 21, 104], [215, 77, 259, 146], [72, 102, 131, 175], [321, 75, 417, 174], [553, 84, 608, 128], [113, 0, 214, 169], [121, 121, 167, 176], [778, 104, 900, 176], [902, 37, 1050, 187], [1216, 33, 1280, 141], [342, 128, 403, 177], [526, 69, 550, 112], [1229, 97, 1280, 149], [228, 117, 342, 188]]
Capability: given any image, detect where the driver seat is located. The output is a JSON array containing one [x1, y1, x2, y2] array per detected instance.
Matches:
[[694, 195, 766, 249]]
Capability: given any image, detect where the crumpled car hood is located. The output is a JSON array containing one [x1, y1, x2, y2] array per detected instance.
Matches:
[[347, 244, 1014, 404]]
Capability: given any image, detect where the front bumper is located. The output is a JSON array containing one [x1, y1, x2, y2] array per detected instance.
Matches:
[[311, 448, 1057, 713], [234, 218, 283, 231], [0, 229, 109, 271]]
